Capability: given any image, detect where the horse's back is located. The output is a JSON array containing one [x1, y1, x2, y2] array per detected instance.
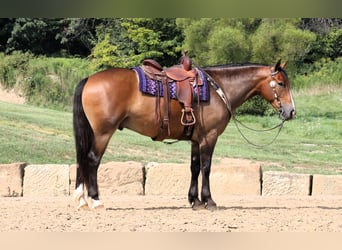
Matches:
[[83, 67, 138, 101], [86, 67, 137, 90]]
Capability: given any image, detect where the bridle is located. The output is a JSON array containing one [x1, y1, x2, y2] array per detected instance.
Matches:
[[269, 67, 284, 115]]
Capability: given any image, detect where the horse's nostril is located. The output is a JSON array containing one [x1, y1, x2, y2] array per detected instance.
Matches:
[[291, 109, 296, 118]]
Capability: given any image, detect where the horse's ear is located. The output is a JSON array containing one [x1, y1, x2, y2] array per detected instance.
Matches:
[[275, 59, 281, 71], [281, 61, 288, 69]]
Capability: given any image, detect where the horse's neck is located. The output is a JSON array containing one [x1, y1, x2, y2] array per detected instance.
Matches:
[[227, 76, 259, 109], [208, 67, 265, 110]]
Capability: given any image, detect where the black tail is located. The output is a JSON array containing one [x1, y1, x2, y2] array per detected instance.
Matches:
[[73, 78, 93, 181]]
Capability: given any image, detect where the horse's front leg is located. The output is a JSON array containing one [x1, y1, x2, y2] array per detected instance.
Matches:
[[188, 142, 205, 209], [199, 131, 218, 210]]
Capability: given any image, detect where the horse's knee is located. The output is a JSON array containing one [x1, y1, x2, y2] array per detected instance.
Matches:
[[87, 150, 100, 166]]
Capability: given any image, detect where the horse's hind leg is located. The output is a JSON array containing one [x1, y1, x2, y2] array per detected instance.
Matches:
[[74, 150, 103, 210], [83, 132, 114, 209], [73, 167, 88, 209], [74, 131, 114, 210]]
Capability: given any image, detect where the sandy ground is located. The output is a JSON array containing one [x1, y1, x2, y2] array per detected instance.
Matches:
[[0, 83, 25, 104], [1, 195, 341, 232]]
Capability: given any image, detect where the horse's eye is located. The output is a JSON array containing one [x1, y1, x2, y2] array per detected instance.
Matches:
[[278, 82, 285, 87]]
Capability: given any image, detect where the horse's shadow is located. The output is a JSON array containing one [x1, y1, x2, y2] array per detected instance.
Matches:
[[105, 205, 342, 211], [105, 205, 287, 211], [106, 206, 188, 211]]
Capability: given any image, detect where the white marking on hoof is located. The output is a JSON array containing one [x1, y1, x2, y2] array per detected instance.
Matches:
[[73, 184, 89, 209], [73, 184, 84, 201], [77, 196, 89, 210], [88, 197, 104, 209]]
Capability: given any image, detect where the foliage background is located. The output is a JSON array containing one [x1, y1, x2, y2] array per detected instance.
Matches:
[[0, 18, 341, 174], [0, 18, 341, 112]]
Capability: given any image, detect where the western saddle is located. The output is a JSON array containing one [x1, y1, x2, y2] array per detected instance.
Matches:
[[141, 53, 200, 135]]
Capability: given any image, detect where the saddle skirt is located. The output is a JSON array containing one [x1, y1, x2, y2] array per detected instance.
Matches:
[[133, 66, 210, 102]]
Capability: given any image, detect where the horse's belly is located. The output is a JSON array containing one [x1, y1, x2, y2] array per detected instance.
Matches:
[[122, 117, 160, 138], [122, 98, 186, 140]]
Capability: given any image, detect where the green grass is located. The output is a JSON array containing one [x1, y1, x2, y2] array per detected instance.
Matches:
[[0, 101, 74, 164], [0, 87, 341, 175], [218, 88, 342, 175]]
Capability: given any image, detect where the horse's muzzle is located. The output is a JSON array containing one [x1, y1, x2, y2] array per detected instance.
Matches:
[[279, 104, 296, 121]]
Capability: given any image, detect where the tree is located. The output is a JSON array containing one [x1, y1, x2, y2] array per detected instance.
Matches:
[[207, 25, 250, 65], [91, 34, 121, 69], [176, 18, 215, 65], [6, 18, 63, 55], [302, 21, 342, 63], [2, 18, 103, 57], [56, 18, 102, 57], [90, 18, 183, 70], [120, 18, 164, 66], [323, 28, 342, 59], [300, 18, 342, 34], [177, 18, 261, 66], [251, 19, 316, 72], [0, 18, 15, 52]]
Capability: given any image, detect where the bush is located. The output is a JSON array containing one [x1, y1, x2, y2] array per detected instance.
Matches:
[[0, 52, 94, 110], [293, 57, 342, 89], [23, 56, 94, 110], [236, 95, 271, 116], [0, 51, 33, 88]]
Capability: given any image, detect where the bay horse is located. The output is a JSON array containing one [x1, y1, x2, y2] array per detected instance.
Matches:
[[72, 59, 296, 210]]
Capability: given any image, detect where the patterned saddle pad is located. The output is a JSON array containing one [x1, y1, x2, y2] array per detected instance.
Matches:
[[133, 67, 210, 102]]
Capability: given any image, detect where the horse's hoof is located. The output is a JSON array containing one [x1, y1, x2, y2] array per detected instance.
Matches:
[[205, 200, 218, 211], [73, 191, 83, 202], [77, 197, 89, 210], [205, 203, 218, 211], [192, 204, 206, 210], [88, 198, 104, 210], [191, 199, 206, 210]]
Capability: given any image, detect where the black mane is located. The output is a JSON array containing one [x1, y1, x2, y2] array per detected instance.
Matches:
[[202, 62, 288, 78], [203, 63, 269, 70]]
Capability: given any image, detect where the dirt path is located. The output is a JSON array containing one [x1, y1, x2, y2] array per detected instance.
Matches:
[[0, 83, 25, 104], [1, 195, 341, 232]]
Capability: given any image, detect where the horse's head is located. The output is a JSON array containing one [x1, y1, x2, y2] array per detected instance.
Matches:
[[260, 60, 296, 121]]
